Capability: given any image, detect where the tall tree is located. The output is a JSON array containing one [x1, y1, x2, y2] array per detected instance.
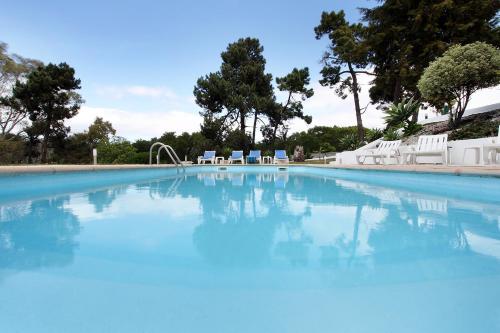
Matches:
[[314, 10, 371, 142], [194, 37, 274, 148], [12, 63, 83, 163], [362, 0, 500, 114], [0, 42, 42, 139], [264, 67, 314, 144]]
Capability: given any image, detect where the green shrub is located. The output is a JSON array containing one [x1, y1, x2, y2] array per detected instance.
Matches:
[[449, 120, 500, 140], [0, 139, 25, 164], [96, 137, 138, 164]]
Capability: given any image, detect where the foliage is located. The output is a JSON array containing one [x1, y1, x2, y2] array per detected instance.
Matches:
[[366, 128, 383, 142], [340, 133, 363, 151], [361, 0, 500, 108], [418, 42, 500, 128], [0, 41, 42, 139], [283, 126, 365, 158], [96, 137, 137, 164], [87, 117, 116, 147], [0, 138, 25, 164], [56, 133, 92, 164], [194, 38, 274, 147], [11, 63, 83, 162], [264, 68, 314, 144], [383, 98, 422, 136], [383, 128, 402, 141], [314, 10, 371, 142], [449, 119, 500, 140]]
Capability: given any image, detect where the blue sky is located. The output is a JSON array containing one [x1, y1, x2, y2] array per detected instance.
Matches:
[[2, 0, 496, 139]]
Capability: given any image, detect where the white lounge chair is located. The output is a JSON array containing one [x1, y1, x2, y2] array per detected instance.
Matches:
[[228, 150, 245, 164], [246, 150, 262, 164], [198, 150, 216, 164], [482, 125, 500, 165], [273, 150, 289, 164], [405, 134, 448, 165], [356, 140, 401, 165]]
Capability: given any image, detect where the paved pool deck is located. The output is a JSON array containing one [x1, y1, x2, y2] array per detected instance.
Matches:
[[0, 163, 499, 176]]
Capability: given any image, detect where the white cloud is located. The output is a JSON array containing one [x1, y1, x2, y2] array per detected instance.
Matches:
[[96, 85, 178, 100], [68, 106, 201, 140]]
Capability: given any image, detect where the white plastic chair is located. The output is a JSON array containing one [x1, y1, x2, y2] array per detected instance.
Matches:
[[482, 125, 500, 165], [356, 140, 401, 164], [406, 134, 448, 165]]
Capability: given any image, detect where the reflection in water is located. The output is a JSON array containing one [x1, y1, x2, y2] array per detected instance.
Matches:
[[164, 172, 500, 282], [0, 196, 80, 270], [87, 187, 127, 213]]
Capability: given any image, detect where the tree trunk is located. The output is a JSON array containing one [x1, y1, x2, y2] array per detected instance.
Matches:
[[239, 109, 246, 133], [392, 69, 402, 103], [41, 127, 49, 163], [251, 111, 258, 147], [272, 125, 278, 146], [348, 63, 364, 142], [450, 93, 470, 129]]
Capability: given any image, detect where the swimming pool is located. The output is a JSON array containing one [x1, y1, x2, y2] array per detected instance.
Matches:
[[1, 166, 499, 332]]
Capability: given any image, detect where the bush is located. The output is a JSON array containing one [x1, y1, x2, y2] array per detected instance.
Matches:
[[0, 139, 25, 164], [449, 120, 500, 140], [96, 137, 138, 164]]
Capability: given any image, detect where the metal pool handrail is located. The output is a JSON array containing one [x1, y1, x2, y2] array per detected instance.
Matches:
[[149, 142, 185, 172]]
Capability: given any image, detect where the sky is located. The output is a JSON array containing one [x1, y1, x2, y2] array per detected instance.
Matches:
[[1, 0, 498, 140]]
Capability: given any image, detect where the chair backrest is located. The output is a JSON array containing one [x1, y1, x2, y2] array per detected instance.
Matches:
[[416, 134, 448, 152], [231, 150, 243, 159], [249, 150, 261, 158], [375, 140, 401, 154], [275, 150, 287, 159], [203, 151, 216, 159]]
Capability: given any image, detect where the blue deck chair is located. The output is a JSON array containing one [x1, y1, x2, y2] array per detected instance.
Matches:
[[246, 150, 262, 164], [228, 150, 244, 164], [198, 151, 216, 164], [273, 150, 289, 164]]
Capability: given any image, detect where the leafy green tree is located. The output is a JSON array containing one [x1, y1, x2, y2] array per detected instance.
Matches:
[[418, 42, 500, 128], [87, 117, 116, 147], [194, 38, 274, 148], [362, 0, 499, 113], [12, 63, 83, 163], [314, 10, 371, 142], [96, 136, 137, 164], [264, 67, 314, 145], [0, 42, 42, 139]]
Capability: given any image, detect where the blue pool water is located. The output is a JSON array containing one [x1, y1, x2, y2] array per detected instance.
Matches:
[[0, 166, 499, 332]]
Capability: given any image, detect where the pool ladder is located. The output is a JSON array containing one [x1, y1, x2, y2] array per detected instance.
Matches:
[[149, 142, 186, 173]]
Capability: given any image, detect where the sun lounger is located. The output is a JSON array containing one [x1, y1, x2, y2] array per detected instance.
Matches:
[[273, 150, 289, 164], [356, 140, 401, 164], [198, 151, 216, 164], [246, 150, 262, 164], [228, 150, 244, 164]]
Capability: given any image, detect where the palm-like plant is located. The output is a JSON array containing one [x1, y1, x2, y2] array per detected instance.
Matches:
[[383, 98, 422, 136], [383, 98, 420, 128]]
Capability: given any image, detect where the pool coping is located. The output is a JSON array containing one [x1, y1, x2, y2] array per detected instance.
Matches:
[[0, 163, 499, 177]]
